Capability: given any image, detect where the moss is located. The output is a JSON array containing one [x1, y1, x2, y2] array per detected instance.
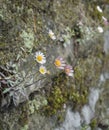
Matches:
[[0, 0, 108, 129], [104, 0, 109, 4], [20, 124, 29, 130], [84, 0, 109, 26], [18, 103, 29, 127], [90, 118, 97, 130], [74, 53, 103, 88], [69, 90, 88, 107], [44, 86, 67, 116], [28, 95, 48, 115], [42, 72, 88, 116], [42, 73, 67, 115]]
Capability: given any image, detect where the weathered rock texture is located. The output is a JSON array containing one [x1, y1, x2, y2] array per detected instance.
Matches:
[[0, 0, 109, 130]]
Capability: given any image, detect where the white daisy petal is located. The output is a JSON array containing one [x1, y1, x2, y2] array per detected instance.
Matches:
[[48, 29, 56, 40], [97, 26, 103, 33], [97, 6, 102, 13], [68, 73, 73, 77], [102, 16, 107, 21], [58, 66, 65, 69]]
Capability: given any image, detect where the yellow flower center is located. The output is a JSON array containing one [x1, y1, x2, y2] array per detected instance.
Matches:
[[39, 67, 46, 74], [49, 33, 54, 37], [65, 68, 70, 74], [36, 55, 43, 61], [54, 59, 61, 67]]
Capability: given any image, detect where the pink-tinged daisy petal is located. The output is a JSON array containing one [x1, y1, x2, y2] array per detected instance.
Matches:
[[102, 16, 109, 26], [64, 65, 74, 77]]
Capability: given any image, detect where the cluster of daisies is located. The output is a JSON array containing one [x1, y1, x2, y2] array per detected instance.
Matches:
[[48, 6, 108, 37], [35, 6, 108, 76], [54, 57, 74, 77], [35, 51, 47, 75], [96, 5, 108, 33], [35, 52, 74, 77]]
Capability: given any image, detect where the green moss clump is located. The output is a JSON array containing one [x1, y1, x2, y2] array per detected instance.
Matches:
[[42, 73, 68, 116], [90, 118, 97, 130], [69, 90, 88, 107], [43, 86, 67, 116], [42, 71, 88, 116], [74, 54, 103, 88], [18, 103, 29, 127], [28, 95, 48, 115], [20, 124, 29, 130]]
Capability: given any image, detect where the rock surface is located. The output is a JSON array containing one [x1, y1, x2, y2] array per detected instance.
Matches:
[[0, 0, 109, 130]]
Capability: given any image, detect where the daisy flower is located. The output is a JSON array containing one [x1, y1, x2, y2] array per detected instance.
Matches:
[[64, 65, 74, 77], [96, 6, 102, 13], [35, 51, 46, 64], [102, 16, 108, 25], [54, 57, 66, 69], [97, 26, 103, 33], [39, 65, 47, 75], [48, 30, 56, 40]]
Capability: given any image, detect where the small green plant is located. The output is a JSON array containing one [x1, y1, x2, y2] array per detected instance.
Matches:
[[42, 71, 88, 115], [21, 124, 29, 130], [20, 29, 34, 52], [90, 118, 97, 129], [81, 125, 89, 130], [28, 96, 47, 115]]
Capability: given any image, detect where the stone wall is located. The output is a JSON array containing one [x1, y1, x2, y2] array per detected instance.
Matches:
[[0, 0, 109, 130]]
